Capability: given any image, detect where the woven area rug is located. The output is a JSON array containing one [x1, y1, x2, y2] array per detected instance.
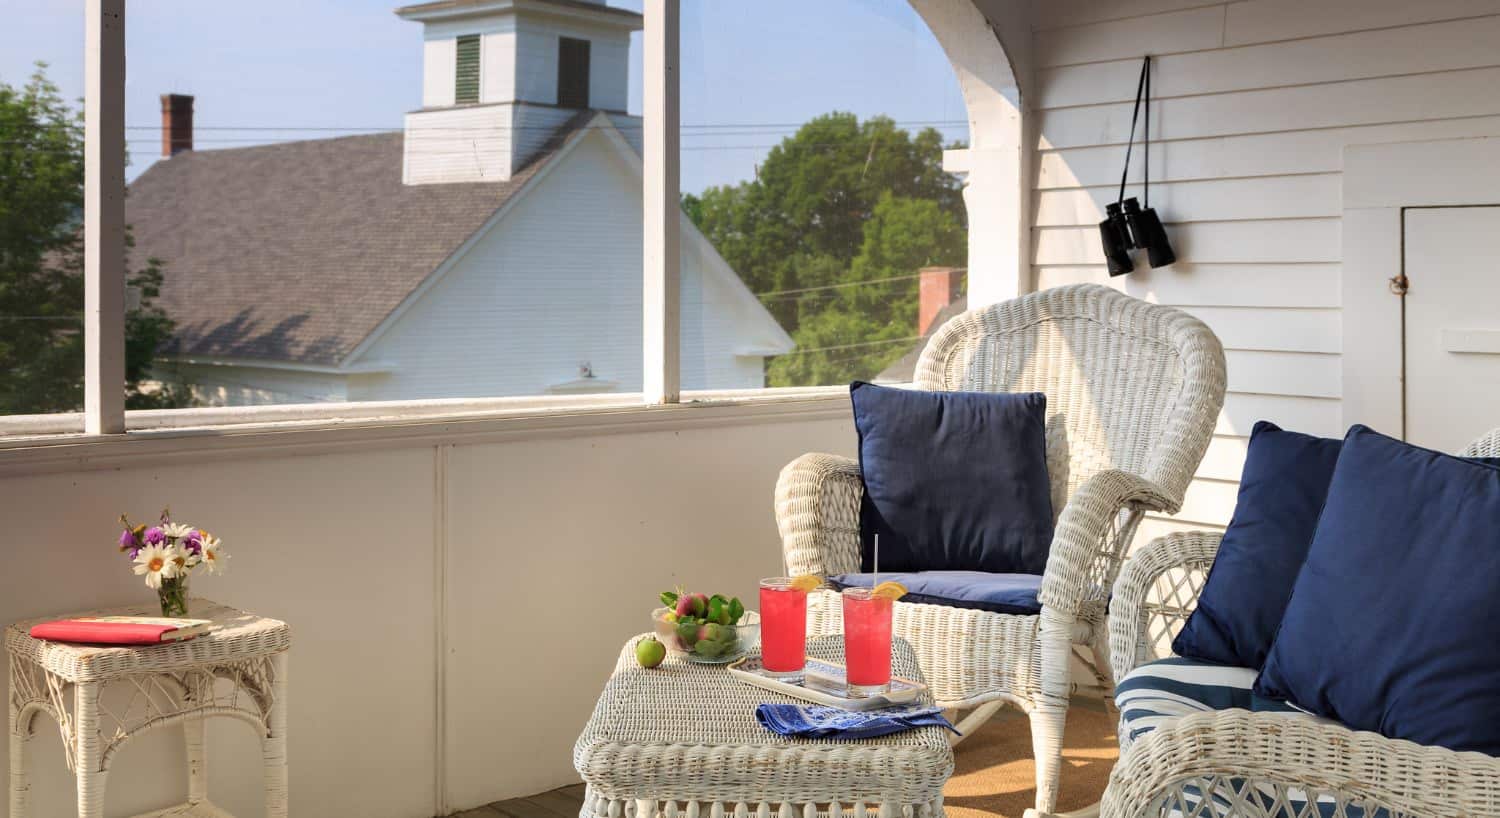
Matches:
[[944, 704, 1119, 817]]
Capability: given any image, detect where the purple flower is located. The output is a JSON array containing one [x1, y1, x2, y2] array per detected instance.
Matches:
[[118, 528, 138, 552], [183, 530, 203, 555], [129, 546, 142, 559], [143, 526, 166, 545]]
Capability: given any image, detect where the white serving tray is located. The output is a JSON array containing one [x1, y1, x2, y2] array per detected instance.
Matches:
[[727, 655, 927, 711]]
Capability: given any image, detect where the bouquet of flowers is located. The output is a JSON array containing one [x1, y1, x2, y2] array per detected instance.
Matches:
[[118, 509, 227, 617]]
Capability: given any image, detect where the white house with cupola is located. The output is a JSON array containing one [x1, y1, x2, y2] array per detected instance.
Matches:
[[125, 0, 792, 405]]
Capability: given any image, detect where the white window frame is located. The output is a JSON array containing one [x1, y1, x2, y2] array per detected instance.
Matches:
[[3, 0, 1021, 447]]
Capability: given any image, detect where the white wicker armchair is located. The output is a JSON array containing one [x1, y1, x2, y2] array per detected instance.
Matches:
[[774, 284, 1227, 817], [1101, 429, 1500, 818]]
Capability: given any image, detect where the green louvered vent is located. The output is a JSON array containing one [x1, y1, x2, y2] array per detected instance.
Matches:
[[455, 34, 481, 105]]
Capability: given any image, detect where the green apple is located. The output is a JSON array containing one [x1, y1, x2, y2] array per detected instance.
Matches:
[[635, 637, 666, 669]]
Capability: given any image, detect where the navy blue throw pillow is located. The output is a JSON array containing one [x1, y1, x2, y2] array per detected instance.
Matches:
[[850, 381, 1053, 575], [1255, 425, 1500, 756], [1172, 421, 1342, 669]]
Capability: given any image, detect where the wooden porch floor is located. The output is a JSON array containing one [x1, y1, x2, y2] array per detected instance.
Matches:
[[456, 698, 1116, 818]]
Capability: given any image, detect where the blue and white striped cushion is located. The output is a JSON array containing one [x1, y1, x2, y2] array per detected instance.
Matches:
[[1116, 657, 1297, 749], [1117, 659, 1383, 818]]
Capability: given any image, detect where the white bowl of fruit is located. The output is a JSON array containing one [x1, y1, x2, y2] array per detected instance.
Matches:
[[652, 590, 760, 664]]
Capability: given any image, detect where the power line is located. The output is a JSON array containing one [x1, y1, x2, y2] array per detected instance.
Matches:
[[772, 334, 923, 355], [119, 118, 971, 133]]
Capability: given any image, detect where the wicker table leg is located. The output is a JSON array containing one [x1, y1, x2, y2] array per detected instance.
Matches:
[[74, 681, 106, 818], [261, 652, 289, 818], [8, 693, 30, 817]]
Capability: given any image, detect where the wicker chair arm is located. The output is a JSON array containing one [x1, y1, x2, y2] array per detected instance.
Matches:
[[1038, 469, 1179, 618], [1101, 709, 1500, 818], [774, 453, 863, 578], [1108, 530, 1223, 684]]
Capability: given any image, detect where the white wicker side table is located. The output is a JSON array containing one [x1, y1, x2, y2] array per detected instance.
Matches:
[[6, 598, 290, 818], [574, 634, 954, 817]]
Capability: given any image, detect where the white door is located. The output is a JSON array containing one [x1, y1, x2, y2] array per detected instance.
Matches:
[[1404, 206, 1500, 453]]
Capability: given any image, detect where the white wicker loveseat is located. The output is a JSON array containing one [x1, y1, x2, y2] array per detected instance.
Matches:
[[1100, 429, 1500, 818], [774, 283, 1227, 817]]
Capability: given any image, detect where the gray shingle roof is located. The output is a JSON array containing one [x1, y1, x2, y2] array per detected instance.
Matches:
[[127, 113, 590, 366], [873, 297, 968, 383]]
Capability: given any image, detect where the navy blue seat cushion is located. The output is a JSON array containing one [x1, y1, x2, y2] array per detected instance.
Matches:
[[850, 381, 1054, 575], [828, 571, 1042, 616], [1254, 425, 1500, 756], [1172, 421, 1343, 669]]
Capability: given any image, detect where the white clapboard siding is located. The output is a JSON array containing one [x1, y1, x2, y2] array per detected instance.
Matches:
[[1173, 477, 1240, 527], [1029, 0, 1500, 549], [1033, 218, 1339, 265], [1197, 435, 1251, 482], [1037, 65, 1500, 151], [1033, 174, 1341, 226], [1037, 14, 1500, 109], [1036, 116, 1500, 189], [1035, 5, 1227, 68], [1034, 0, 1225, 32], [1176, 307, 1340, 354], [1223, 350, 1340, 398], [1036, 263, 1340, 309], [1223, 0, 1500, 46], [1217, 393, 1343, 438], [1134, 515, 1226, 553]]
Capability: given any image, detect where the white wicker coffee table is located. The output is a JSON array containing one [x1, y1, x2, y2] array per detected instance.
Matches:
[[574, 634, 953, 817], [6, 598, 289, 818]]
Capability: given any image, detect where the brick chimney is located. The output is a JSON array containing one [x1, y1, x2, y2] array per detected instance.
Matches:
[[160, 94, 194, 158], [919, 267, 963, 334]]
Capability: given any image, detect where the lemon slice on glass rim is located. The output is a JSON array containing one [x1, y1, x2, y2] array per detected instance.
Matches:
[[788, 575, 823, 593], [870, 581, 908, 601]]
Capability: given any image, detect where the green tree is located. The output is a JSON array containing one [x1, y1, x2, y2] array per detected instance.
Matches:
[[0, 64, 190, 414], [767, 192, 966, 387], [686, 112, 964, 334]]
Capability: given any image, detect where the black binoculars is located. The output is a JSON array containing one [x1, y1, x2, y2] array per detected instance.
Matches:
[[1099, 197, 1176, 276]]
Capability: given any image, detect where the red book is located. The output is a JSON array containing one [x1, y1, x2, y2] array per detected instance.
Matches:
[[29, 616, 213, 645]]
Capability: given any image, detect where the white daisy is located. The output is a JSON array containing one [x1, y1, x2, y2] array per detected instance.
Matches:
[[133, 543, 181, 590], [200, 536, 227, 576], [172, 547, 199, 572], [162, 522, 195, 541]]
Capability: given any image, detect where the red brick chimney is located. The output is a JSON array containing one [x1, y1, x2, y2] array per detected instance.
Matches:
[[919, 267, 963, 334], [160, 94, 194, 158]]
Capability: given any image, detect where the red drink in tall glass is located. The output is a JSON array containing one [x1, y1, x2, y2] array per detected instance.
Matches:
[[759, 578, 808, 680], [841, 588, 894, 696]]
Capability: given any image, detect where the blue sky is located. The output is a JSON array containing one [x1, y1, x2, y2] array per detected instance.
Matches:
[[0, 0, 968, 192]]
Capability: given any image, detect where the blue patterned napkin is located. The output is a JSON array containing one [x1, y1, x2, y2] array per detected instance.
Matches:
[[755, 703, 960, 739]]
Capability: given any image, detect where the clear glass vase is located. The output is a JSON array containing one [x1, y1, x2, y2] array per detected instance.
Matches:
[[158, 576, 190, 618]]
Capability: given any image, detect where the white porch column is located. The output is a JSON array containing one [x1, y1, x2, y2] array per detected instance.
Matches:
[[912, 0, 1031, 309], [84, 0, 127, 434], [642, 0, 681, 404]]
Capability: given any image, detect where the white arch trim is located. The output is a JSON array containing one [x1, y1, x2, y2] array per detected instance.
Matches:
[[909, 0, 1032, 308]]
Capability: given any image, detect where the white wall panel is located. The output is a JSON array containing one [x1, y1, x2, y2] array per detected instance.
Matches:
[[0, 448, 439, 818], [1031, 0, 1500, 536]]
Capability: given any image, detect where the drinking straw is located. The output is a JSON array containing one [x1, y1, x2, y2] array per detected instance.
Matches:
[[873, 534, 879, 592]]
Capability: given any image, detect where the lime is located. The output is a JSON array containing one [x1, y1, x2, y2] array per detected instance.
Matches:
[[636, 637, 667, 669]]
